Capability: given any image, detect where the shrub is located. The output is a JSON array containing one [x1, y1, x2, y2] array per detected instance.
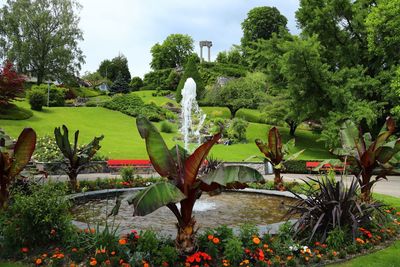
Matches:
[[32, 135, 63, 162], [326, 226, 348, 251], [0, 104, 33, 120], [28, 89, 46, 111], [142, 68, 173, 90], [31, 84, 66, 107], [227, 118, 248, 143], [160, 120, 174, 133], [110, 72, 130, 94], [129, 76, 143, 91], [283, 160, 308, 174], [0, 184, 73, 255], [120, 167, 135, 182]]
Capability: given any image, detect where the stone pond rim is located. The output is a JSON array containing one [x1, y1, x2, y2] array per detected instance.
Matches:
[[68, 188, 304, 236]]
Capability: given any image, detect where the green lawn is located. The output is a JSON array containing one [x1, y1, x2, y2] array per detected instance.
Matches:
[[0, 101, 331, 160], [132, 90, 178, 106]]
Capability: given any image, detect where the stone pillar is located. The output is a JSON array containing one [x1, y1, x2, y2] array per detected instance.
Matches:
[[200, 44, 203, 62], [208, 46, 211, 62]]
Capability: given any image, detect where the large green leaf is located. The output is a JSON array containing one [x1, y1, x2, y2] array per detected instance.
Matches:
[[199, 166, 264, 188], [183, 133, 221, 187], [9, 128, 36, 178], [376, 139, 400, 164], [339, 120, 360, 151], [54, 125, 72, 159], [128, 182, 186, 216], [268, 127, 283, 163], [136, 116, 177, 179]]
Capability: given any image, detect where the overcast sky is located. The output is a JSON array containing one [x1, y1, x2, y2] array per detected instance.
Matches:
[[1, 0, 300, 78]]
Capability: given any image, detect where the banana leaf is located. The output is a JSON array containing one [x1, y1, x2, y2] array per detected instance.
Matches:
[[9, 128, 36, 178], [128, 181, 186, 216], [136, 116, 177, 179], [199, 166, 263, 189]]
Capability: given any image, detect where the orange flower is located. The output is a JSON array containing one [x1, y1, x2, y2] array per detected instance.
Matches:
[[101, 248, 106, 253], [111, 251, 116, 256], [71, 248, 78, 253], [90, 228, 96, 234], [35, 258, 42, 265], [356, 238, 365, 244], [263, 244, 269, 249], [50, 229, 56, 236], [287, 255, 293, 261], [162, 262, 169, 267], [89, 259, 97, 266], [70, 263, 77, 267], [332, 251, 338, 257], [41, 254, 48, 258], [252, 237, 261, 245], [305, 256, 309, 262], [208, 235, 214, 240], [119, 238, 127, 245], [105, 260, 111, 265], [212, 237, 220, 244], [21, 247, 29, 253], [57, 253, 64, 259]]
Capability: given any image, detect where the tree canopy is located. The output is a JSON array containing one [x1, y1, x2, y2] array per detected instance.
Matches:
[[0, 61, 25, 106], [98, 54, 131, 83], [241, 6, 288, 48], [206, 73, 266, 119], [0, 0, 84, 84], [150, 34, 194, 70]]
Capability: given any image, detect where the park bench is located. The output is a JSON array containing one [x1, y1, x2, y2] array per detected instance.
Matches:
[[306, 161, 348, 173], [107, 159, 154, 174]]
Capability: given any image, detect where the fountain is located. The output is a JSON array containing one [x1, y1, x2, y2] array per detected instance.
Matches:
[[180, 78, 206, 151], [71, 190, 295, 236]]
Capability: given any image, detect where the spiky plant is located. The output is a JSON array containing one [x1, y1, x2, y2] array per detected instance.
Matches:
[[287, 176, 383, 243]]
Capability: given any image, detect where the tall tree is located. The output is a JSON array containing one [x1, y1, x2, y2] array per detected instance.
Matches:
[[150, 34, 194, 70], [98, 54, 131, 83], [241, 6, 288, 49], [0, 0, 85, 84], [175, 56, 204, 102]]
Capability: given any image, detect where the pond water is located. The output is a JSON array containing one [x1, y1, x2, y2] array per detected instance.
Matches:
[[71, 191, 295, 236]]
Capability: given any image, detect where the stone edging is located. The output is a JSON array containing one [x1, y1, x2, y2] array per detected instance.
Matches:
[[68, 187, 302, 235]]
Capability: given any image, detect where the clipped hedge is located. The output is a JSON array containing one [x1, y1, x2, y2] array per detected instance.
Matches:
[[103, 94, 166, 121]]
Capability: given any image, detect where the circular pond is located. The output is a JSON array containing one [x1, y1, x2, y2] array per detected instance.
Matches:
[[71, 190, 295, 236]]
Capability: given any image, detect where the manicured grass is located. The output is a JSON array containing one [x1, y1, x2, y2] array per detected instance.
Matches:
[[0, 101, 332, 160], [0, 263, 25, 267], [132, 90, 178, 106], [201, 106, 231, 119], [0, 102, 33, 120]]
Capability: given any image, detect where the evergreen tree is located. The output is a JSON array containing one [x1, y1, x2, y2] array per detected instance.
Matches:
[[175, 56, 204, 103], [110, 72, 130, 94]]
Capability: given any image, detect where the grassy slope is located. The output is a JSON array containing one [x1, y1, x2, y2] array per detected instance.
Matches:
[[0, 100, 331, 160]]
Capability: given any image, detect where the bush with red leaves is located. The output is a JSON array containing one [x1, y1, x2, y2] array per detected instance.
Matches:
[[0, 61, 25, 106]]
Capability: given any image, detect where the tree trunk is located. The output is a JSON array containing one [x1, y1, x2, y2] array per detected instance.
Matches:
[[0, 184, 9, 210], [68, 171, 78, 192], [287, 120, 297, 137], [229, 107, 238, 119], [274, 169, 285, 191], [175, 217, 196, 254], [360, 184, 372, 203]]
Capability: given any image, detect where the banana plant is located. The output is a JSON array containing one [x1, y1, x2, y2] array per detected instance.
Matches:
[[122, 116, 263, 253], [54, 125, 103, 192], [334, 117, 400, 202], [0, 128, 36, 209], [255, 127, 304, 190]]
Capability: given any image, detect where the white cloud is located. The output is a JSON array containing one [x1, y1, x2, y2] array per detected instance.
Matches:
[[0, 0, 300, 78]]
